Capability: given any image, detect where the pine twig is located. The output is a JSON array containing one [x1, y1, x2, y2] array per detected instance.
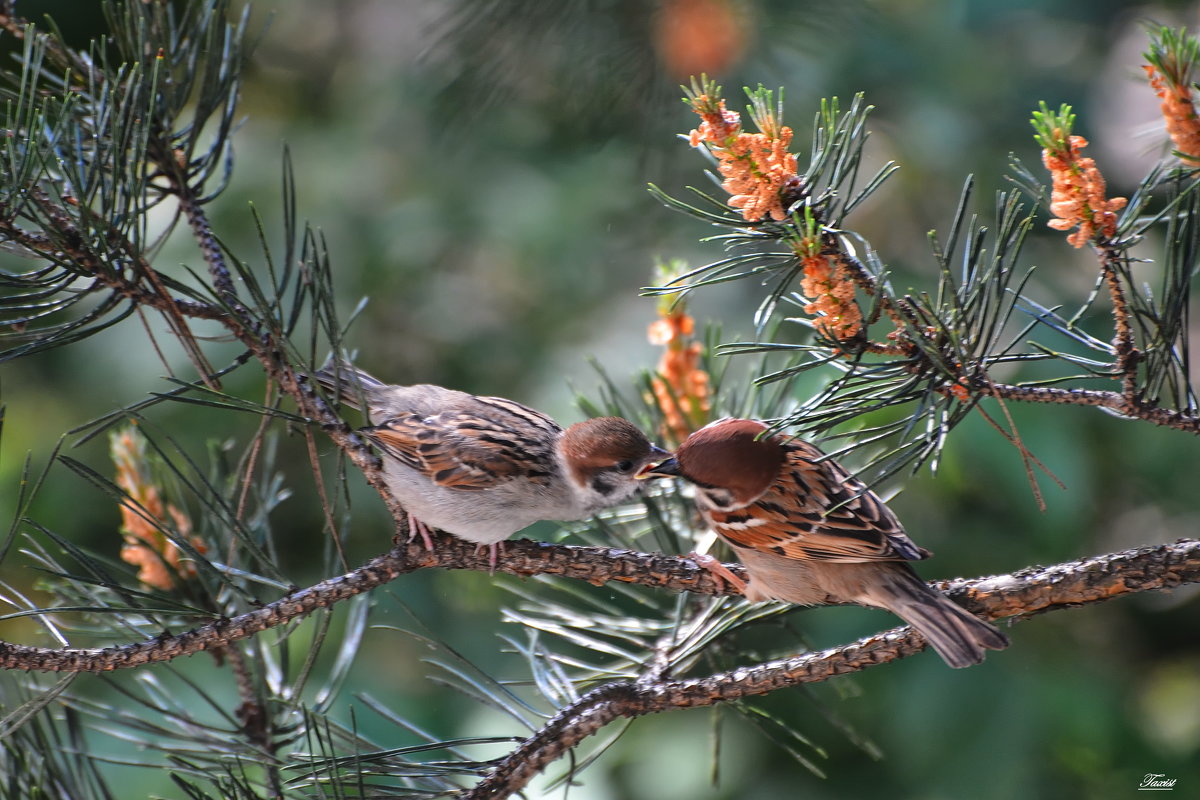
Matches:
[[1097, 244, 1141, 400], [977, 383, 1200, 433]]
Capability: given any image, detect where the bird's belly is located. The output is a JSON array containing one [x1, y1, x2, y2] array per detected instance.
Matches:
[[383, 472, 576, 544], [733, 546, 840, 605]]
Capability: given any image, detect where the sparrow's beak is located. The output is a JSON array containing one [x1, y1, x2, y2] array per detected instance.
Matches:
[[636, 455, 681, 480]]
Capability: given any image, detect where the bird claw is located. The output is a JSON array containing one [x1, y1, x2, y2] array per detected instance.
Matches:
[[406, 514, 436, 552], [475, 541, 504, 575], [687, 551, 747, 595]]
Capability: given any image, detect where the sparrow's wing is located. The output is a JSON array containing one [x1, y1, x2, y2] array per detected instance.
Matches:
[[364, 396, 562, 491], [711, 441, 929, 563]]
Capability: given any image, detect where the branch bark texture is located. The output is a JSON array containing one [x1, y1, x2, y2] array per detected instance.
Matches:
[[0, 537, 1195, 675], [463, 537, 1200, 800]]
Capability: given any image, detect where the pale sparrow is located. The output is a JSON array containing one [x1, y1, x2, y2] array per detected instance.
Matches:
[[312, 362, 667, 563], [639, 418, 1009, 668]]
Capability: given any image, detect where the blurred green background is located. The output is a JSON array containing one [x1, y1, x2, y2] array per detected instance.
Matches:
[[2, 0, 1199, 798]]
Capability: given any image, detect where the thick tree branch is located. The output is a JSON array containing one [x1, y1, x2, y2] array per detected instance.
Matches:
[[466, 628, 930, 800], [465, 537, 1200, 800], [0, 537, 722, 672], [0, 537, 1195, 674]]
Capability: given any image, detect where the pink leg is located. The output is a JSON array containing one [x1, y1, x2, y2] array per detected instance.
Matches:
[[475, 541, 505, 574], [687, 551, 747, 595], [407, 513, 435, 551]]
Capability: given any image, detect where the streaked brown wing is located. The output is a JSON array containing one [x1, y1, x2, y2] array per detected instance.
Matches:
[[363, 396, 561, 491], [711, 440, 928, 563]]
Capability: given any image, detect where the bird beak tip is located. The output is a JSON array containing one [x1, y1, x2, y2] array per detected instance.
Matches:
[[636, 455, 679, 481]]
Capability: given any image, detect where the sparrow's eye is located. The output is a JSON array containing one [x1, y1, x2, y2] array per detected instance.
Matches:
[[615, 459, 635, 473]]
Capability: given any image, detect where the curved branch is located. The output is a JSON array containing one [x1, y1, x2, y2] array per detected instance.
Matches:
[[0, 544, 414, 672], [0, 537, 1195, 675], [0, 536, 727, 672], [466, 628, 929, 800], [463, 537, 1200, 799]]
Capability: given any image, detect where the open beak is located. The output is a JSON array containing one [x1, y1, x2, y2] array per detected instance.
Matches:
[[636, 454, 681, 481]]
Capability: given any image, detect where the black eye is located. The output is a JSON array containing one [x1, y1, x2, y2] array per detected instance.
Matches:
[[615, 459, 635, 473]]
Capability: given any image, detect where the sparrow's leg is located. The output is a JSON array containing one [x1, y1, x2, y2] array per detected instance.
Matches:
[[475, 541, 505, 575], [406, 513, 435, 551], [687, 551, 747, 595]]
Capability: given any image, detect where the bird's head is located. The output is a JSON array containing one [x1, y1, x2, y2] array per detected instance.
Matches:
[[637, 418, 785, 511]]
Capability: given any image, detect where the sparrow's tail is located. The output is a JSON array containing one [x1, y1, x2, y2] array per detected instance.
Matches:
[[872, 565, 1009, 669], [310, 359, 384, 411]]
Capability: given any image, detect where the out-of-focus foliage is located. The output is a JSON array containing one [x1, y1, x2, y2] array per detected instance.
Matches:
[[1, 1, 1198, 798]]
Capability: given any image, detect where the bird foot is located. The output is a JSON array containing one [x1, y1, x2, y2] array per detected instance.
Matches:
[[406, 513, 436, 552], [687, 551, 747, 595], [475, 541, 505, 575]]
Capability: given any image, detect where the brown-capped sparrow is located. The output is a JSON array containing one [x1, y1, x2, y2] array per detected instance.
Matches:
[[312, 362, 667, 565], [638, 418, 1009, 668]]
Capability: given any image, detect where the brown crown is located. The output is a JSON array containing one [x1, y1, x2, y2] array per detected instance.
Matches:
[[560, 417, 655, 468], [674, 418, 785, 502]]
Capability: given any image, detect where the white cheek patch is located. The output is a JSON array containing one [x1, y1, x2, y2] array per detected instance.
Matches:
[[696, 488, 745, 514]]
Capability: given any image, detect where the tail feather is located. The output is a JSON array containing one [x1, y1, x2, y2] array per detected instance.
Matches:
[[876, 567, 1009, 669], [311, 359, 384, 411]]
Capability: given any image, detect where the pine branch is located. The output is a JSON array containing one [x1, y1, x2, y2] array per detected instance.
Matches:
[[976, 382, 1200, 433], [1, 536, 1196, 675], [655, 85, 1200, 485], [0, 538, 718, 672], [464, 537, 1200, 800]]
